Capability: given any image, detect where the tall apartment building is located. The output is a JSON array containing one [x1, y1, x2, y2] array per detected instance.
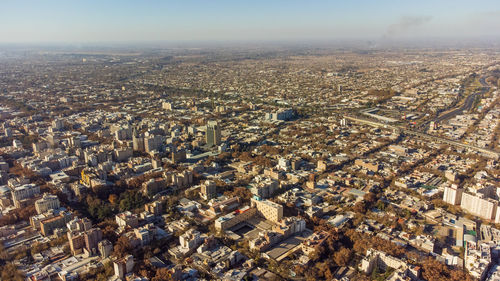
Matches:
[[144, 134, 164, 153], [68, 231, 85, 255], [98, 240, 113, 258], [114, 255, 134, 279], [200, 180, 217, 200], [461, 192, 498, 220], [171, 149, 186, 164], [84, 228, 103, 255], [114, 127, 133, 141], [443, 185, 463, 205], [132, 132, 145, 152], [206, 121, 221, 147]]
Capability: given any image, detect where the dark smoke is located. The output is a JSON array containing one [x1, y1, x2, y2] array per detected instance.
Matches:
[[384, 16, 433, 37]]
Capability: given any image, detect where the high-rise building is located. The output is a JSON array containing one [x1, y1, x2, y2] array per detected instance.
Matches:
[[98, 240, 113, 258], [460, 192, 497, 220], [200, 180, 217, 200], [84, 228, 103, 256], [67, 231, 85, 255], [114, 255, 134, 279], [443, 185, 463, 205], [206, 121, 221, 147]]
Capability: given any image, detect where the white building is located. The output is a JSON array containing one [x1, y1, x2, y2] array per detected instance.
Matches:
[[179, 229, 203, 251], [35, 193, 60, 214], [443, 184, 463, 205], [12, 183, 40, 207], [461, 192, 497, 220]]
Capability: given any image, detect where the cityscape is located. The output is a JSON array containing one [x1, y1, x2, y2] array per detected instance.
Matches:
[[1, 1, 500, 281]]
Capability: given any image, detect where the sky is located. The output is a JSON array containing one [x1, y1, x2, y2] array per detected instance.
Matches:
[[0, 0, 500, 43]]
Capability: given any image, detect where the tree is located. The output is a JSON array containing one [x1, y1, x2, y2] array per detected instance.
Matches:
[[31, 241, 49, 255], [0, 243, 10, 261], [421, 256, 473, 281], [98, 220, 119, 243], [1, 263, 24, 281], [114, 236, 133, 258], [119, 190, 146, 212], [353, 201, 367, 213], [364, 192, 377, 205], [109, 194, 119, 205], [334, 247, 352, 266]]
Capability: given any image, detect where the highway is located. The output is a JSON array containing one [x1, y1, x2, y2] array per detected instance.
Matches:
[[343, 115, 500, 160], [434, 93, 479, 123], [417, 74, 491, 130]]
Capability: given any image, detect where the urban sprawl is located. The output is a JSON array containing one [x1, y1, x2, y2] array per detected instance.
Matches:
[[0, 47, 499, 281]]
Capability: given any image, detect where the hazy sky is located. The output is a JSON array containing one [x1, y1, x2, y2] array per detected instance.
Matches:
[[1, 0, 500, 43]]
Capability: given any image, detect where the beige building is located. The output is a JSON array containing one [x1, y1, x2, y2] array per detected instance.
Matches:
[[215, 206, 257, 231], [115, 211, 139, 228], [40, 211, 72, 236], [200, 180, 217, 200], [251, 198, 283, 223]]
